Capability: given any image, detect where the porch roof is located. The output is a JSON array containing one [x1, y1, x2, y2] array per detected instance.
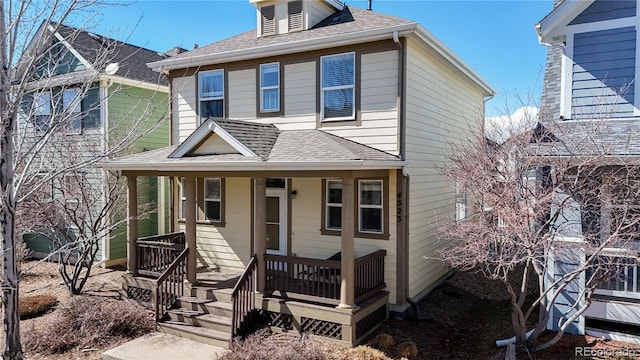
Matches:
[[98, 118, 403, 172]]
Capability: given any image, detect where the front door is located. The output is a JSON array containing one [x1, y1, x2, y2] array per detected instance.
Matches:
[[266, 188, 287, 256]]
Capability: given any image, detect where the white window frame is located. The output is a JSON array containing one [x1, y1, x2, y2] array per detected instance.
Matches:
[[180, 178, 187, 220], [63, 87, 82, 135], [198, 69, 224, 120], [33, 91, 52, 136], [358, 180, 383, 234], [260, 62, 280, 113], [455, 181, 468, 221], [204, 178, 222, 222], [326, 180, 342, 230], [320, 52, 355, 122]]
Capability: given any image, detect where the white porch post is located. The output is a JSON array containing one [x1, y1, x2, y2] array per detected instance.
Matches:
[[184, 176, 197, 283], [254, 178, 267, 293], [339, 177, 356, 309], [126, 176, 138, 274]]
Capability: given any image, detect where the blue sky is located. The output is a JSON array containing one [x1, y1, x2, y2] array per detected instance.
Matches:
[[81, 0, 554, 117]]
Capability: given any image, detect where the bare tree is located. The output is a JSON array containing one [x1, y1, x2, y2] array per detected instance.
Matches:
[[437, 111, 640, 354], [0, 1, 167, 358]]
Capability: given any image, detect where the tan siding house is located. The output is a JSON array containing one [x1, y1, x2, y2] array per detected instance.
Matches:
[[101, 0, 494, 348]]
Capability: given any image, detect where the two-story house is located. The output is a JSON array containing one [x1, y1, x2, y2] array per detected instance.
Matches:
[[20, 22, 171, 267], [536, 0, 640, 342], [100, 0, 494, 347]]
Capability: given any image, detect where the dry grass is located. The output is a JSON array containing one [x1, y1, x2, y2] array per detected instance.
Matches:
[[343, 346, 391, 360], [23, 296, 153, 355], [396, 341, 418, 359], [19, 294, 57, 319], [370, 333, 394, 350]]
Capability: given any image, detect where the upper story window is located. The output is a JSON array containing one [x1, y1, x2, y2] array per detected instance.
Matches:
[[260, 63, 280, 112], [321, 52, 355, 121], [63, 88, 82, 135], [199, 70, 224, 119], [33, 92, 52, 135], [261, 5, 276, 36]]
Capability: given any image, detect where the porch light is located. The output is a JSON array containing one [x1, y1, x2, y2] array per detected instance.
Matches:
[[290, 190, 297, 199]]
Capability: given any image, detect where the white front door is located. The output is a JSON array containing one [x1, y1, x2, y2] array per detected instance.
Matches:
[[266, 188, 287, 256]]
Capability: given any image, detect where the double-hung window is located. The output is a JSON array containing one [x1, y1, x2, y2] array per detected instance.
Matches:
[[204, 178, 222, 222], [63, 88, 82, 135], [33, 92, 52, 135], [326, 180, 342, 230], [180, 178, 187, 220], [321, 52, 355, 121], [455, 181, 468, 221], [199, 70, 224, 119], [260, 63, 279, 112], [359, 180, 383, 233]]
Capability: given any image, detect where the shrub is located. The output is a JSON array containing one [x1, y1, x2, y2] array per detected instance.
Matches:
[[19, 294, 57, 319], [23, 296, 153, 354], [221, 329, 338, 360], [343, 346, 389, 360], [370, 333, 394, 350], [397, 341, 418, 359]]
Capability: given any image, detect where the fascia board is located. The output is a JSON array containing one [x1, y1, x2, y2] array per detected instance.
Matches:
[[97, 160, 406, 172], [536, 0, 594, 44], [99, 74, 169, 93], [148, 23, 418, 73]]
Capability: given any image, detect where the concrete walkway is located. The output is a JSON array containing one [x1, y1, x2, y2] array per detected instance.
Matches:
[[102, 333, 227, 360]]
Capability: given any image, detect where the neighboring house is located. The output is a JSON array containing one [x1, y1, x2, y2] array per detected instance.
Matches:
[[100, 0, 494, 347], [19, 22, 171, 267], [536, 0, 640, 341]]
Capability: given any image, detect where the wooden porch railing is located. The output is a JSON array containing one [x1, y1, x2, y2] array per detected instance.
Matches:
[[355, 250, 386, 303], [231, 254, 258, 342], [154, 247, 189, 321], [264, 250, 386, 305], [136, 232, 185, 277]]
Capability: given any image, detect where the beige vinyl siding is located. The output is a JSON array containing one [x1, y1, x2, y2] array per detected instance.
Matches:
[[404, 37, 485, 299], [281, 61, 317, 129], [228, 69, 257, 119], [323, 50, 399, 155], [290, 174, 398, 305], [172, 76, 198, 144], [306, 0, 336, 28], [182, 178, 252, 270]]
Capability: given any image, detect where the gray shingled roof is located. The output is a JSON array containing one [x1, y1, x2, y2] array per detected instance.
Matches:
[[104, 118, 401, 170], [211, 118, 280, 159], [531, 120, 640, 157], [56, 23, 169, 85], [154, 6, 415, 64]]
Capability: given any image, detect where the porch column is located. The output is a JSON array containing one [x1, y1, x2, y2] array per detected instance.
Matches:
[[254, 178, 267, 293], [126, 176, 138, 274], [339, 177, 356, 309], [184, 176, 197, 283]]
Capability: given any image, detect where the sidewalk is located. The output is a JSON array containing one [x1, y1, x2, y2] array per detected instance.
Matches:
[[102, 332, 227, 360]]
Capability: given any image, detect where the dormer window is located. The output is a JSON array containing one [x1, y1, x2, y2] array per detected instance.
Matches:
[[288, 1, 303, 32], [261, 5, 275, 36]]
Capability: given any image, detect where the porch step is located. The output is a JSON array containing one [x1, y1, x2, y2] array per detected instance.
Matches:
[[177, 297, 234, 317], [167, 309, 233, 333], [187, 285, 234, 303], [157, 321, 230, 348]]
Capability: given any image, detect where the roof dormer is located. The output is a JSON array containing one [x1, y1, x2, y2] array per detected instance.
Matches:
[[251, 0, 344, 37]]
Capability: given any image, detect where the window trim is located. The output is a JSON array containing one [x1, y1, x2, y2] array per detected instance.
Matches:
[[179, 178, 187, 220], [455, 181, 468, 221], [198, 69, 225, 120], [320, 52, 356, 122], [358, 179, 384, 234], [320, 178, 389, 240], [325, 180, 342, 231], [33, 91, 52, 136], [260, 62, 280, 113], [179, 177, 226, 226], [203, 178, 223, 223], [63, 87, 82, 135]]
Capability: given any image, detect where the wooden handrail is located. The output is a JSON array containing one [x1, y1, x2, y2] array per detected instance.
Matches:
[[139, 232, 185, 244], [137, 240, 185, 250], [154, 247, 189, 321], [231, 255, 258, 344], [136, 233, 186, 276]]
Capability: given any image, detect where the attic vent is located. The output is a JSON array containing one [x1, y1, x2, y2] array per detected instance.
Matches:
[[262, 5, 275, 36], [288, 1, 303, 32]]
